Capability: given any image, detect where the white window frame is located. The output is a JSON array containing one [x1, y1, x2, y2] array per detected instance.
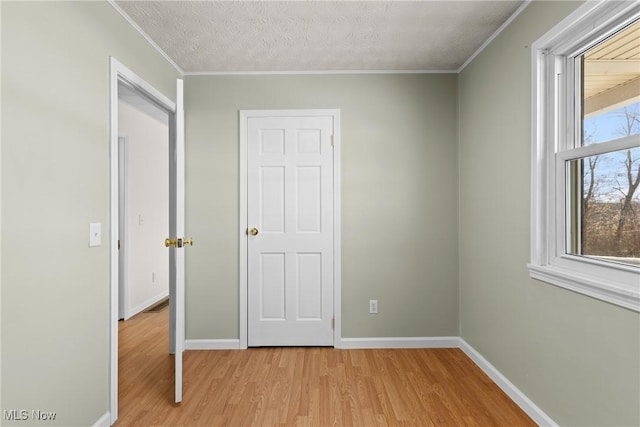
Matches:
[[529, 0, 640, 312]]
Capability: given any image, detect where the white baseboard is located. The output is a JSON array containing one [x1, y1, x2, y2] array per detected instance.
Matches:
[[125, 290, 169, 320], [338, 336, 460, 349], [459, 339, 557, 427], [92, 412, 111, 427], [185, 339, 241, 350]]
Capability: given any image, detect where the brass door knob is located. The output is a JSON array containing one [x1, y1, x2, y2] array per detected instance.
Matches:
[[183, 238, 193, 246], [165, 238, 177, 247], [250, 228, 259, 236]]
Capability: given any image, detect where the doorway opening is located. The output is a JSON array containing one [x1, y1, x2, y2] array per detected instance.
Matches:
[[118, 82, 170, 321], [109, 58, 185, 425]]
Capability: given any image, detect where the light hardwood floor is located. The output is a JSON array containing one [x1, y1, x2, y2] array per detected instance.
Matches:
[[117, 306, 535, 426]]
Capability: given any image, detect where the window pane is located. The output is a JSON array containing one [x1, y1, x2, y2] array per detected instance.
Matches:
[[581, 20, 640, 147], [584, 102, 640, 146], [567, 148, 640, 267]]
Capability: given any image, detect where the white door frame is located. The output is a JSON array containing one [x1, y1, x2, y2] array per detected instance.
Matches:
[[238, 109, 342, 349], [109, 57, 182, 424], [117, 136, 128, 320]]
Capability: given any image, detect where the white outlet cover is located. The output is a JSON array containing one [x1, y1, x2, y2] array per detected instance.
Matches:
[[89, 222, 101, 247], [369, 299, 378, 314]]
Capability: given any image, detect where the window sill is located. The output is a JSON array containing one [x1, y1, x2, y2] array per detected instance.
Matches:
[[527, 263, 640, 312]]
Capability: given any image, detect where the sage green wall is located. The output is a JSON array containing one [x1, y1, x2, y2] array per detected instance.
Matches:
[[1, 2, 179, 425], [184, 74, 459, 340], [6, 1, 632, 425], [458, 2, 640, 426]]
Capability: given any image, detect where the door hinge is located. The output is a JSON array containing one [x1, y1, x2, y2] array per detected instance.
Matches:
[[118, 240, 120, 250], [331, 317, 335, 330], [331, 135, 334, 147]]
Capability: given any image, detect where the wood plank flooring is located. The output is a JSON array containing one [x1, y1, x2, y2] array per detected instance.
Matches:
[[116, 307, 535, 426]]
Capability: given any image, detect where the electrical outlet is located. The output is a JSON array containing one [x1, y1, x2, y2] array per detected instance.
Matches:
[[369, 299, 378, 314]]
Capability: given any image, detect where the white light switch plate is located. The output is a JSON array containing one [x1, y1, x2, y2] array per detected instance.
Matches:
[[89, 222, 101, 247]]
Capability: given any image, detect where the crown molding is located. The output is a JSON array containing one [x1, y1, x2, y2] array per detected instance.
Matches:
[[108, 0, 185, 76], [185, 69, 458, 76], [457, 0, 532, 73]]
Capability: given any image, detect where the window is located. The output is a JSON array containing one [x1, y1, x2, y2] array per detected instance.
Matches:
[[530, 1, 640, 311]]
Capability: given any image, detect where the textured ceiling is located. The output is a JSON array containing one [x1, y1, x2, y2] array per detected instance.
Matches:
[[115, 1, 524, 73]]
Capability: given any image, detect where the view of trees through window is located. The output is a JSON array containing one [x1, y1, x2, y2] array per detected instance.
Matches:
[[572, 21, 640, 267], [577, 106, 639, 264]]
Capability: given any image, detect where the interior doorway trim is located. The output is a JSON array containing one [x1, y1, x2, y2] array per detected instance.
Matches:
[[109, 57, 176, 424], [117, 135, 128, 321], [238, 109, 342, 349]]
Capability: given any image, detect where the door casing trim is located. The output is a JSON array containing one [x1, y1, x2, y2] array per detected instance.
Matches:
[[238, 109, 342, 349]]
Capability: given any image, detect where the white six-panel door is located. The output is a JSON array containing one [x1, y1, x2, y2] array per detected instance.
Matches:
[[247, 115, 335, 346]]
